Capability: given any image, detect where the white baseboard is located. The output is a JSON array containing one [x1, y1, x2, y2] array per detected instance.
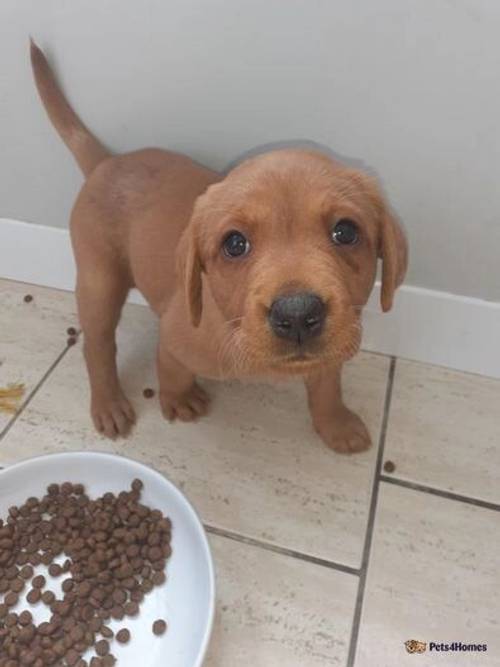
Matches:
[[363, 285, 500, 379], [1, 217, 499, 379], [0, 218, 147, 307]]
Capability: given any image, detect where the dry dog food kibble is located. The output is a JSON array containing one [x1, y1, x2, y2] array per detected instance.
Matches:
[[100, 625, 114, 639], [95, 639, 110, 656], [115, 629, 130, 644], [41, 590, 56, 605], [0, 480, 172, 665], [26, 587, 41, 603], [383, 460, 396, 474], [152, 619, 167, 636], [32, 574, 46, 588]]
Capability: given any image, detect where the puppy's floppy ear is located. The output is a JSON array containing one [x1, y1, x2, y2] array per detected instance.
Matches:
[[379, 209, 408, 312], [351, 171, 408, 312], [177, 225, 203, 327]]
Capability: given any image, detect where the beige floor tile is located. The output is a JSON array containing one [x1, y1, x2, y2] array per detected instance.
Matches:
[[206, 534, 357, 667], [0, 297, 158, 456], [384, 359, 500, 503], [0, 279, 78, 432], [0, 292, 389, 567], [355, 483, 500, 667]]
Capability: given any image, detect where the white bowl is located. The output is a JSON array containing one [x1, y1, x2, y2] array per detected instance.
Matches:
[[0, 451, 215, 667]]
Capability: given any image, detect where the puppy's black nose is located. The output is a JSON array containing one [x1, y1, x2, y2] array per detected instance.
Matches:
[[268, 292, 326, 343]]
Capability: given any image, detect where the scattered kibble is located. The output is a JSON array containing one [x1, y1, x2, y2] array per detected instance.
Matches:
[[18, 610, 32, 625], [152, 619, 167, 636], [132, 478, 143, 492], [4, 591, 18, 607], [32, 574, 46, 589], [67, 336, 78, 346], [142, 388, 155, 399], [23, 294, 33, 303], [383, 460, 396, 474], [48, 562, 62, 577], [19, 565, 34, 580], [116, 628, 131, 644], [10, 578, 25, 593], [95, 639, 110, 656], [67, 327, 78, 336], [26, 587, 41, 603], [152, 570, 166, 586]]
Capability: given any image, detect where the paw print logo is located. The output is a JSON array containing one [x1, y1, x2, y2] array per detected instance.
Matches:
[[405, 640, 427, 654]]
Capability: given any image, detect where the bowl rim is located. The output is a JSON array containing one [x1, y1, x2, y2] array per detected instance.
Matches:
[[0, 450, 216, 667]]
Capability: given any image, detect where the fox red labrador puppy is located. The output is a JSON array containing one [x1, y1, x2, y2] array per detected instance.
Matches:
[[31, 41, 407, 453]]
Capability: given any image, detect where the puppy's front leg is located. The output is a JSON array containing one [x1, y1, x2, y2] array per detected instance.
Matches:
[[305, 366, 371, 454], [157, 342, 210, 423]]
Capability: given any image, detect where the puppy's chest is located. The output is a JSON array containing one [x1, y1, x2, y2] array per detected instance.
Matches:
[[167, 334, 241, 380]]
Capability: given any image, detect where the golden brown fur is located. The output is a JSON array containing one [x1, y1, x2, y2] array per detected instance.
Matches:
[[31, 41, 408, 452]]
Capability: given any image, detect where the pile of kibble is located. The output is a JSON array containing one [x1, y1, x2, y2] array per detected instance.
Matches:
[[0, 480, 171, 666]]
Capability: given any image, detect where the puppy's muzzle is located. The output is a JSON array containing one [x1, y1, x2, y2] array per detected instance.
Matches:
[[268, 292, 326, 344]]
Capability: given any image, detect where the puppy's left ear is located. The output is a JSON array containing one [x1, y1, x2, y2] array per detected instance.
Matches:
[[379, 210, 408, 312], [353, 172, 408, 312], [177, 226, 203, 327]]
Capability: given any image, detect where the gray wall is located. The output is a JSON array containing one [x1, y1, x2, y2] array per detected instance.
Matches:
[[1, 0, 499, 301]]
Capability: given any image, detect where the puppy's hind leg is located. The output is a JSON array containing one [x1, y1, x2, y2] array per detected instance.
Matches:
[[76, 267, 135, 439]]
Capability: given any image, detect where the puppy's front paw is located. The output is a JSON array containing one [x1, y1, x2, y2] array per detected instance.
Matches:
[[313, 408, 371, 454], [160, 382, 211, 423], [91, 391, 136, 440]]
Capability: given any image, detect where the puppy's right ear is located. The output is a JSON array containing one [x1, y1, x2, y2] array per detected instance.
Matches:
[[177, 226, 203, 327]]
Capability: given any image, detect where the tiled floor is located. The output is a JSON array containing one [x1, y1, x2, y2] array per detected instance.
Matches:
[[1, 277, 499, 666]]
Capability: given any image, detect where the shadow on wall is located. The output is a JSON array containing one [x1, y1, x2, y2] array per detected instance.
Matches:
[[224, 139, 370, 175], [224, 139, 407, 237]]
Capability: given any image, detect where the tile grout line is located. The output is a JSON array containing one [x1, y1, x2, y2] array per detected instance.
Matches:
[[346, 356, 397, 667], [0, 345, 72, 442], [380, 475, 500, 512], [204, 524, 361, 577]]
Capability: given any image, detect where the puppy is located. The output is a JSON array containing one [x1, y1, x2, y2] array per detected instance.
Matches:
[[31, 42, 407, 453]]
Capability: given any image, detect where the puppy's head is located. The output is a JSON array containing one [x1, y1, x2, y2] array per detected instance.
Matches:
[[178, 149, 407, 375]]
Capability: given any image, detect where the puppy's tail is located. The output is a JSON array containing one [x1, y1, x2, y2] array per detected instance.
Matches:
[[30, 39, 110, 177]]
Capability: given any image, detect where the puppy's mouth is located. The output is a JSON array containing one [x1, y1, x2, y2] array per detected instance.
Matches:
[[266, 316, 362, 372], [271, 345, 326, 370], [234, 293, 362, 375]]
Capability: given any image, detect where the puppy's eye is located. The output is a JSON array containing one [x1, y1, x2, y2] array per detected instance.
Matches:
[[222, 231, 251, 258], [331, 219, 359, 246]]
